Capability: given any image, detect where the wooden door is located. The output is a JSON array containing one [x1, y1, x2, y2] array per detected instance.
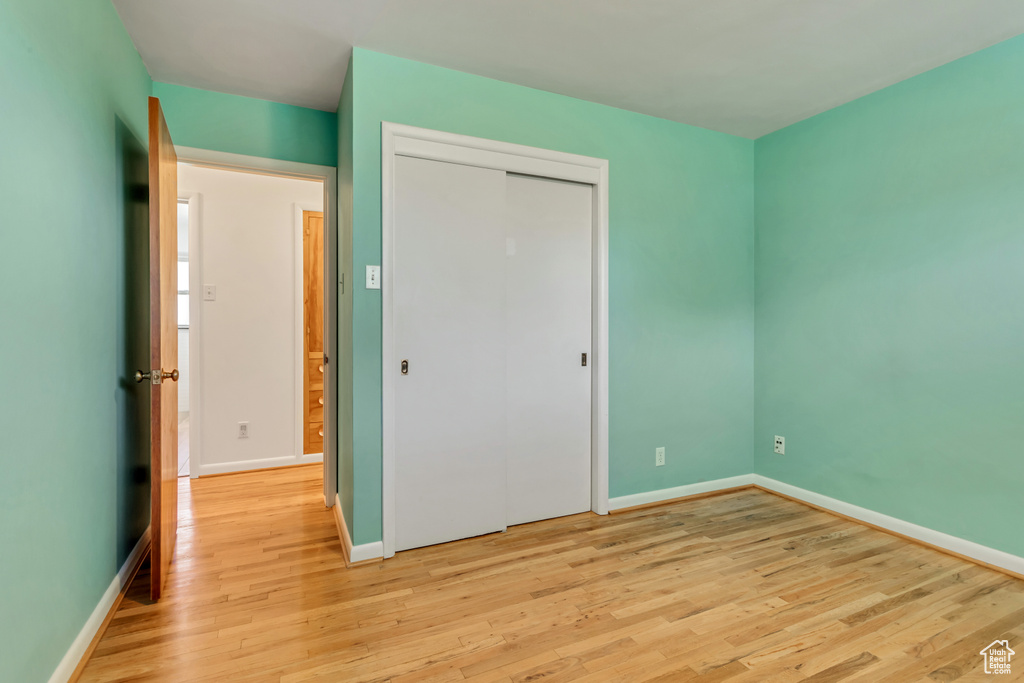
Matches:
[[303, 211, 325, 454], [148, 97, 179, 600]]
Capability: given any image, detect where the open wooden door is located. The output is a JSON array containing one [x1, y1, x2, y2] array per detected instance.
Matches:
[[303, 211, 325, 455], [145, 96, 179, 600]]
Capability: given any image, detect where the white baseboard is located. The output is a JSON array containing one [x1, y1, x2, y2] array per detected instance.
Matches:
[[753, 475, 1024, 578], [605, 472, 1024, 578], [333, 494, 384, 564], [48, 528, 150, 683], [608, 474, 755, 511], [196, 453, 323, 477]]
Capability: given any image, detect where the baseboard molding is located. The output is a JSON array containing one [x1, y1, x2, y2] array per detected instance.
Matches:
[[196, 453, 323, 477], [332, 495, 384, 565], [752, 475, 1024, 580], [603, 472, 1024, 580], [608, 474, 755, 512], [50, 527, 151, 683]]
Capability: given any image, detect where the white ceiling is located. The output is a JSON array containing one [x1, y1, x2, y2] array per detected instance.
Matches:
[[112, 0, 1024, 138]]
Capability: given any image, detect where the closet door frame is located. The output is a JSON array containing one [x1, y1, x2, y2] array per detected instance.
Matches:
[[381, 122, 610, 559]]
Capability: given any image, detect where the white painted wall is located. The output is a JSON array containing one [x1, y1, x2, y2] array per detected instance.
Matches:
[[178, 164, 323, 474]]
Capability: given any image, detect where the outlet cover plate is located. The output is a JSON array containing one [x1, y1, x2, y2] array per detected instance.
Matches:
[[774, 435, 785, 455], [366, 265, 381, 290]]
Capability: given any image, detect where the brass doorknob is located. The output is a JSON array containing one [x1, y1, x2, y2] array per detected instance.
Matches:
[[135, 369, 180, 384]]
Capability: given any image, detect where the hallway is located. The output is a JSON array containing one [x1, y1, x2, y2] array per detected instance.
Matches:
[[79, 465, 338, 681]]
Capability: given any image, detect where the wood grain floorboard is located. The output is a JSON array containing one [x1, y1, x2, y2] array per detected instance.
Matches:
[[78, 467, 1024, 682]]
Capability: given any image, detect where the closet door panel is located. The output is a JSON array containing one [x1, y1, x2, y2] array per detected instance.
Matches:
[[506, 175, 593, 526], [393, 155, 508, 552]]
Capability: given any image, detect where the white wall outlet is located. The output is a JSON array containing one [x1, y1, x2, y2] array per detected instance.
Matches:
[[655, 447, 665, 467], [366, 265, 381, 290], [774, 435, 785, 455], [203, 285, 217, 301], [238, 421, 249, 439]]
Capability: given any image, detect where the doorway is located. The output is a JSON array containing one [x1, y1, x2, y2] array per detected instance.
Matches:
[[175, 148, 338, 506]]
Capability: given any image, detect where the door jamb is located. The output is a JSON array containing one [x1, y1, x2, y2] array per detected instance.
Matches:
[[175, 146, 339, 506], [381, 122, 611, 559], [179, 193, 201, 480]]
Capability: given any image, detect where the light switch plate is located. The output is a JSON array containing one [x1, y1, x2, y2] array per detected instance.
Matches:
[[203, 285, 216, 301], [366, 265, 381, 290]]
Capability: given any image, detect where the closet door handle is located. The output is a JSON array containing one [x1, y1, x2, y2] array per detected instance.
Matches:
[[401, 359, 409, 375], [581, 353, 587, 367]]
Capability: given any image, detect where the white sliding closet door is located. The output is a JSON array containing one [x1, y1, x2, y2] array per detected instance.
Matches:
[[393, 155, 508, 552], [506, 175, 593, 526]]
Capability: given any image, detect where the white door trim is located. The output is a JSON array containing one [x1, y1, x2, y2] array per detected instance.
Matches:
[[180, 193, 202, 480], [381, 122, 611, 559], [176, 147, 339, 506]]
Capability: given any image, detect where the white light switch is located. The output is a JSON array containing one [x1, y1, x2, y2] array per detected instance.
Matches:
[[366, 265, 381, 290], [203, 285, 216, 301]]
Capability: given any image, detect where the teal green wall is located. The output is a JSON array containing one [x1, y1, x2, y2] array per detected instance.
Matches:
[[337, 59, 356, 537], [347, 49, 755, 545], [8, 7, 1019, 675], [755, 35, 1024, 556], [152, 82, 338, 167], [0, 1, 152, 681]]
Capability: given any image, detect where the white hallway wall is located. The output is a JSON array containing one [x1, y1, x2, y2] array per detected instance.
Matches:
[[178, 164, 323, 474]]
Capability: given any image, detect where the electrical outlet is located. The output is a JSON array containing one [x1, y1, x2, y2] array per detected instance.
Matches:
[[655, 447, 665, 467], [774, 435, 785, 455], [238, 421, 249, 439]]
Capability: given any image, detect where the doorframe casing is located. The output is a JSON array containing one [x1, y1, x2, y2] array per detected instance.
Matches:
[[180, 192, 201, 480], [381, 122, 611, 559], [175, 146, 339, 507]]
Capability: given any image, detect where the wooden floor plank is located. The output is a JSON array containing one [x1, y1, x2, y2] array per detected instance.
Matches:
[[77, 468, 1024, 682]]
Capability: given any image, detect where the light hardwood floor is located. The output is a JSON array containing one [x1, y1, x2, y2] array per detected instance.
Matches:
[[78, 466, 1024, 682]]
